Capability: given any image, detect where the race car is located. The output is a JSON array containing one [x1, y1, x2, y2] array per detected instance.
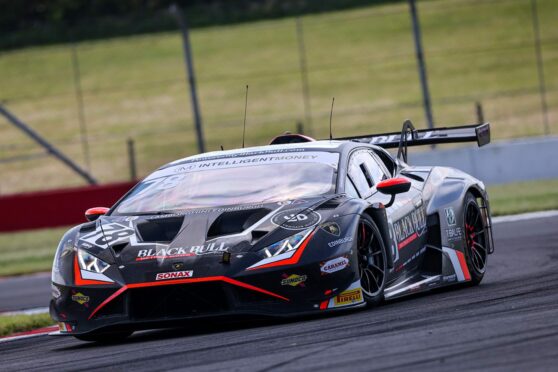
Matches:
[[50, 120, 494, 342]]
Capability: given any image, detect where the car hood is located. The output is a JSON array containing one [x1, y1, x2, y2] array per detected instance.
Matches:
[[74, 195, 346, 283]]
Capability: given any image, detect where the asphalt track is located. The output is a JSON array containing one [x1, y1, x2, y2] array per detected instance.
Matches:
[[0, 272, 50, 312], [1, 215, 557, 371]]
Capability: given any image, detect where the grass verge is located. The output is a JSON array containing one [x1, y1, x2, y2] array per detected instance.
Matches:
[[0, 226, 69, 277], [488, 179, 558, 216], [0, 313, 53, 337]]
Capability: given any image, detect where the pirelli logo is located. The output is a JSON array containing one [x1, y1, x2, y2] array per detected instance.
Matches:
[[333, 288, 363, 306]]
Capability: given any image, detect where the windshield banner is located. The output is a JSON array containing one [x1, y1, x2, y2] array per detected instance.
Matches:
[[145, 151, 339, 181]]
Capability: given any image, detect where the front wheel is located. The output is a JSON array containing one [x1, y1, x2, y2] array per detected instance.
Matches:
[[357, 215, 387, 306]]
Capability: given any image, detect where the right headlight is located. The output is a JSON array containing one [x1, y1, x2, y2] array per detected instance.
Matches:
[[77, 249, 110, 274]]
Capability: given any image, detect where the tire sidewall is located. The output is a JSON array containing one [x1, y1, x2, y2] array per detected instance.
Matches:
[[358, 214, 387, 306], [463, 192, 486, 285]]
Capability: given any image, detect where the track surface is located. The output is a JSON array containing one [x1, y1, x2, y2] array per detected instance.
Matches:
[[1, 216, 557, 371], [0, 272, 50, 312]]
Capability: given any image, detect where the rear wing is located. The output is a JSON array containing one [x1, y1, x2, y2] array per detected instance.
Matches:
[[337, 120, 490, 162]]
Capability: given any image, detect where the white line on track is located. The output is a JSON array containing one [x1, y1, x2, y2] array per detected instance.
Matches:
[[492, 210, 558, 224]]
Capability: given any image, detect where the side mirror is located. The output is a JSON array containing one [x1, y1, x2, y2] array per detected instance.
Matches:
[[376, 178, 411, 207], [85, 207, 109, 222], [377, 177, 411, 195]]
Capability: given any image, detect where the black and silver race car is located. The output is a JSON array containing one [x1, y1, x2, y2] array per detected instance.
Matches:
[[51, 121, 494, 342]]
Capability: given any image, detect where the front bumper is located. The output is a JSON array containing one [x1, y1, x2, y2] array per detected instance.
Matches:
[[51, 265, 362, 335]]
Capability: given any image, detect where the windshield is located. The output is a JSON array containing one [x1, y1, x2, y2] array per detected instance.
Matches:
[[114, 151, 339, 214]]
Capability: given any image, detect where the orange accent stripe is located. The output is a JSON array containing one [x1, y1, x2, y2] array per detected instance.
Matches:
[[73, 256, 113, 286], [88, 276, 289, 320], [87, 286, 128, 320], [455, 250, 471, 281], [247, 230, 316, 270]]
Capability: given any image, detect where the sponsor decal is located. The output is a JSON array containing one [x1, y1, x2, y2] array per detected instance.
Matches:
[[59, 322, 73, 332], [333, 288, 363, 306], [71, 292, 90, 306], [172, 262, 185, 270], [321, 222, 341, 236], [181, 204, 265, 216], [445, 208, 456, 226], [271, 208, 321, 230], [395, 246, 426, 272], [79, 223, 135, 248], [327, 236, 353, 248], [446, 227, 463, 242], [146, 151, 340, 181], [393, 207, 427, 250], [280, 274, 307, 287], [443, 274, 457, 282], [277, 200, 307, 206], [321, 256, 349, 274], [156, 271, 193, 280], [136, 242, 228, 261]]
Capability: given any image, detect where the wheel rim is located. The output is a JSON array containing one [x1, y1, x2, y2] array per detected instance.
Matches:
[[465, 200, 488, 274], [357, 220, 385, 297]]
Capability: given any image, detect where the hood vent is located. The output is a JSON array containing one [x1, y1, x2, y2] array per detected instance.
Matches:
[[111, 242, 128, 257], [207, 208, 270, 239], [136, 216, 184, 243], [317, 196, 343, 210]]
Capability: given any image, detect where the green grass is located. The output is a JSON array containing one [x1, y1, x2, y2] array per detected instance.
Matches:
[[0, 226, 68, 276], [0, 0, 556, 194], [488, 179, 558, 216], [0, 179, 556, 276], [0, 313, 53, 337]]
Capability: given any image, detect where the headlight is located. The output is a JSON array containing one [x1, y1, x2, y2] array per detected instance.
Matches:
[[77, 249, 110, 274], [260, 228, 313, 258]]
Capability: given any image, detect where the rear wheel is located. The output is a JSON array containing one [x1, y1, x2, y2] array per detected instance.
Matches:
[[74, 330, 133, 343], [357, 215, 387, 306], [463, 192, 488, 285]]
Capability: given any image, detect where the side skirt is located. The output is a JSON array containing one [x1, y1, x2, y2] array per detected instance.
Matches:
[[383, 246, 471, 300]]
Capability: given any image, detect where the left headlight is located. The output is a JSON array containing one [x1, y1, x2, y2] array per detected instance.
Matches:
[[77, 249, 110, 274], [259, 228, 313, 258]]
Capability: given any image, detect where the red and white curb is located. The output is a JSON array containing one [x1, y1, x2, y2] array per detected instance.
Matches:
[[0, 325, 57, 343]]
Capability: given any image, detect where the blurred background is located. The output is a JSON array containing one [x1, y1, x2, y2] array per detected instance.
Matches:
[[0, 0, 556, 276]]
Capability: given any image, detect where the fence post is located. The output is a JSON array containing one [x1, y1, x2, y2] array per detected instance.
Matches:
[[170, 3, 206, 153], [408, 0, 435, 131], [296, 17, 313, 136], [70, 43, 91, 171], [475, 101, 484, 124], [530, 0, 550, 135], [296, 121, 304, 135], [127, 138, 137, 181], [0, 105, 97, 185]]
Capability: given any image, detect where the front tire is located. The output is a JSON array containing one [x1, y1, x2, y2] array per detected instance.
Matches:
[[357, 215, 387, 306]]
